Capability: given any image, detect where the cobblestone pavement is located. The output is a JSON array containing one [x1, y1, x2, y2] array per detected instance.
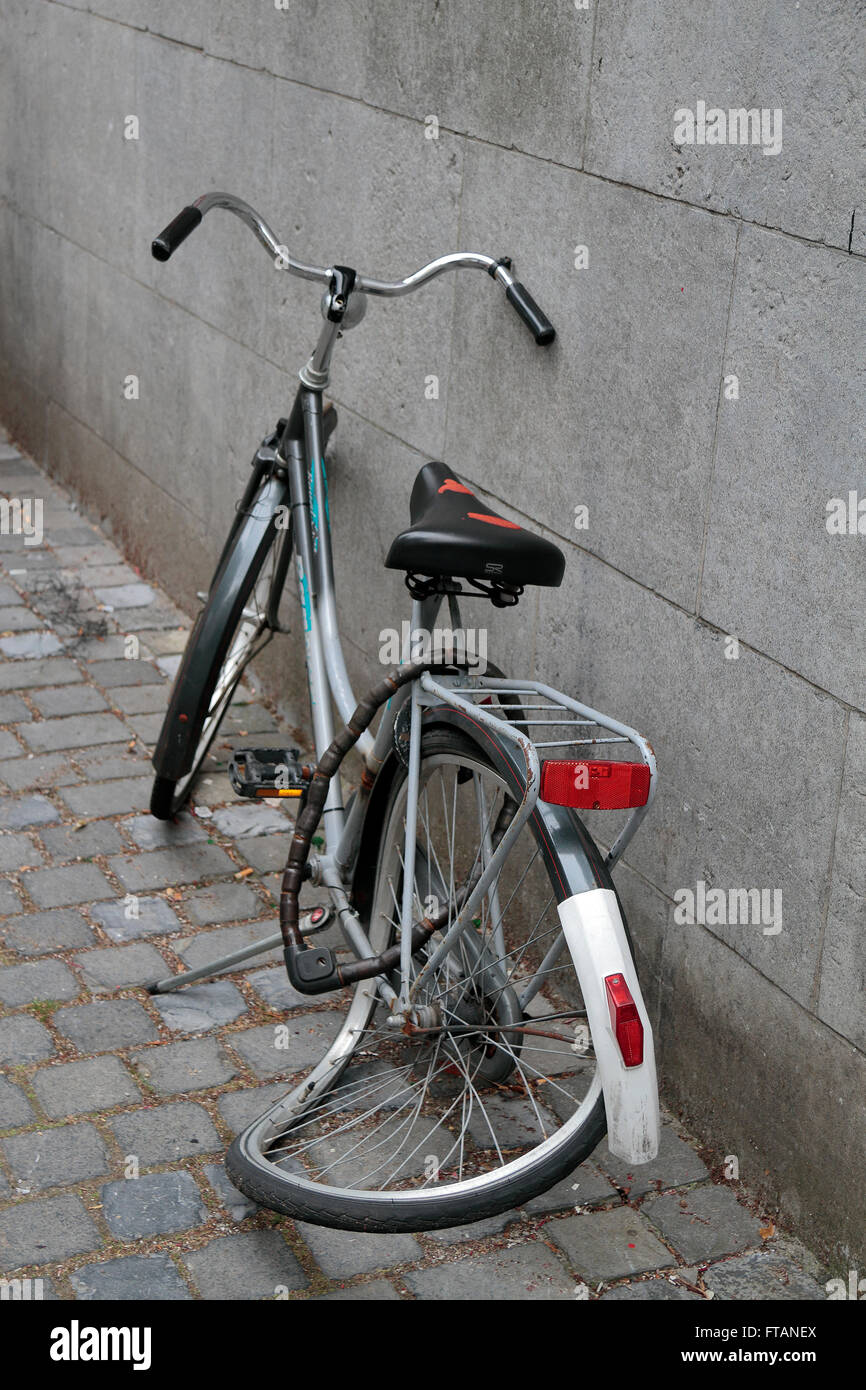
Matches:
[[0, 432, 829, 1301]]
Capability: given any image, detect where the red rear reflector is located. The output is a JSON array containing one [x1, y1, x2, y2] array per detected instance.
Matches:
[[539, 760, 650, 809], [604, 974, 644, 1067]]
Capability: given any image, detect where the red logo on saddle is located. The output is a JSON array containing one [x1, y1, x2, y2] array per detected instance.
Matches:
[[467, 512, 520, 530], [438, 479, 473, 495]]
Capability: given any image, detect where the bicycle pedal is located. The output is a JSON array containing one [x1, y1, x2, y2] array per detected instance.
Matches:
[[229, 747, 311, 800]]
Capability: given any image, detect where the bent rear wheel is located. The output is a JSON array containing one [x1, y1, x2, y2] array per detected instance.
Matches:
[[226, 725, 612, 1232]]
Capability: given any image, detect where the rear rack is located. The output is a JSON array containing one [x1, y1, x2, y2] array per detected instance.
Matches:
[[428, 675, 657, 867]]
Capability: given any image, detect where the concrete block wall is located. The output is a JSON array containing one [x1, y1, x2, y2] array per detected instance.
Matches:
[[0, 1, 863, 1264]]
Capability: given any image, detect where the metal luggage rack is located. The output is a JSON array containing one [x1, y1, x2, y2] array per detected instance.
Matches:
[[432, 673, 658, 868]]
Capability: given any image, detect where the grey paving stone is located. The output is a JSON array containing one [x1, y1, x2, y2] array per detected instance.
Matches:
[[702, 1249, 825, 1301], [0, 605, 42, 632], [466, 1095, 558, 1150], [124, 713, 164, 743], [72, 941, 168, 991], [53, 544, 120, 569], [30, 685, 108, 717], [110, 684, 170, 715], [0, 794, 60, 829], [131, 1037, 239, 1094], [0, 1194, 101, 1272], [523, 1163, 619, 1216], [88, 658, 164, 687], [643, 1186, 763, 1264], [178, 922, 282, 971], [54, 998, 159, 1051], [229, 1014, 343, 1079], [296, 1224, 422, 1278], [39, 821, 123, 863], [70, 1251, 191, 1301], [139, 629, 188, 657], [21, 712, 131, 753], [0, 1076, 36, 1129], [210, 804, 291, 839], [217, 1082, 291, 1136], [203, 1162, 259, 1222], [92, 584, 155, 610], [77, 565, 141, 589], [2, 907, 96, 955], [317, 1280, 401, 1301], [0, 657, 82, 691], [0, 694, 31, 721], [184, 881, 260, 926], [115, 603, 186, 633], [32, 1056, 142, 1118], [0, 832, 43, 871], [101, 1170, 207, 1239], [595, 1124, 710, 1196], [248, 966, 309, 1012], [108, 843, 237, 892], [91, 895, 181, 942], [60, 778, 152, 817], [0, 1014, 56, 1065], [406, 1242, 577, 1300], [0, 632, 63, 659], [3, 1123, 110, 1191], [124, 813, 206, 851], [0, 731, 26, 761], [151, 980, 247, 1033], [24, 862, 114, 909], [0, 958, 79, 1006], [0, 880, 24, 915], [237, 836, 292, 873], [0, 751, 80, 790], [547, 1206, 676, 1282], [73, 749, 152, 781], [183, 1231, 307, 1300], [109, 1101, 221, 1164], [600, 1277, 703, 1301], [69, 1253, 192, 1300], [427, 1210, 517, 1244], [533, 1070, 594, 1124], [0, 584, 25, 608]]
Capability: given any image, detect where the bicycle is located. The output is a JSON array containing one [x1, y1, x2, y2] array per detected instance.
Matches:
[[146, 191, 661, 1233]]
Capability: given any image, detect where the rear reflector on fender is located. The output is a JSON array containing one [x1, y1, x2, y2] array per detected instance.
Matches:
[[540, 759, 651, 810], [604, 974, 644, 1067]]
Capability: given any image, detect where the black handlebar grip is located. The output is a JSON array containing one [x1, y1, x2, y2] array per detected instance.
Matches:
[[152, 206, 203, 262], [505, 281, 556, 345]]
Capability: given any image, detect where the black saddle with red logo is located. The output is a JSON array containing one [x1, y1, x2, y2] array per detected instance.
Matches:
[[385, 462, 565, 590]]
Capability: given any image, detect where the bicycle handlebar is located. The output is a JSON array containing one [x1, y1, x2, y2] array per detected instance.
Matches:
[[152, 191, 556, 345]]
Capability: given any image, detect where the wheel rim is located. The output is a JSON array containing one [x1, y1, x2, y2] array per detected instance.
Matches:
[[237, 741, 602, 1208]]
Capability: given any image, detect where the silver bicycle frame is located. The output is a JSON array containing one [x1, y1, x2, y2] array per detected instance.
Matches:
[[150, 193, 655, 1007]]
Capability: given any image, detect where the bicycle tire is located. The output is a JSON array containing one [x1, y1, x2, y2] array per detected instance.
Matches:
[[149, 472, 291, 819], [226, 723, 619, 1232]]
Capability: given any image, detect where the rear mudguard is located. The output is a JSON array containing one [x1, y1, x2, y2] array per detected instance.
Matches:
[[353, 700, 660, 1163], [558, 888, 659, 1164]]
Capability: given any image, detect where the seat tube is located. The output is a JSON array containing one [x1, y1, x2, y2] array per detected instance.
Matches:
[[398, 599, 425, 1011]]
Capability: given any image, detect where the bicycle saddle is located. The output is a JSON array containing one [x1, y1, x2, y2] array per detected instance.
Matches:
[[385, 462, 565, 589]]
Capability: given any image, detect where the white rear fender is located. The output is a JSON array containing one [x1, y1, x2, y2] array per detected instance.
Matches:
[[557, 887, 659, 1164]]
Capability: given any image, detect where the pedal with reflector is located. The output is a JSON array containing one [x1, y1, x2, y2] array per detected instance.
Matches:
[[229, 747, 312, 800]]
